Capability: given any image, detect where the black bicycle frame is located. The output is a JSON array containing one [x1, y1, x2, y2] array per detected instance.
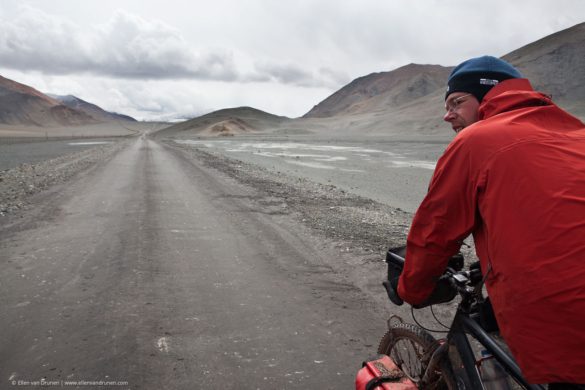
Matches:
[[384, 248, 548, 389], [447, 309, 546, 390]]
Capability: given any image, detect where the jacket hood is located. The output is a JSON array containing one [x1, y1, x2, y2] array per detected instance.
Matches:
[[478, 78, 553, 120]]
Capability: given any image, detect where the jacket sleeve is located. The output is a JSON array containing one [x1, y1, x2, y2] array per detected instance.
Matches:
[[398, 136, 481, 305]]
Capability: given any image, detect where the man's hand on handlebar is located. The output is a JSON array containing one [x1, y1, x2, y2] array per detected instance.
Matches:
[[412, 274, 458, 309], [383, 247, 461, 309], [383, 274, 457, 309]]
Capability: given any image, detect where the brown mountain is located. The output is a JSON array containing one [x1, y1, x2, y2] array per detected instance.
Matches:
[[155, 106, 289, 138], [0, 75, 96, 127], [297, 22, 585, 135], [304, 64, 452, 118], [503, 22, 585, 117], [49, 94, 136, 123]]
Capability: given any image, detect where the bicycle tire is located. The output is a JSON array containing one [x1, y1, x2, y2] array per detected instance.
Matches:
[[377, 322, 456, 390]]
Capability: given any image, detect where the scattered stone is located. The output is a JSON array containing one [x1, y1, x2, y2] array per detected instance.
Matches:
[[0, 139, 128, 217], [166, 141, 413, 253]]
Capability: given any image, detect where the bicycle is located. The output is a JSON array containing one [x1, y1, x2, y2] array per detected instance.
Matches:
[[377, 246, 547, 390]]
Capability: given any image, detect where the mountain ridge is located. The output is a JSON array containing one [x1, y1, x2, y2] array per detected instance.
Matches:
[[502, 22, 585, 115], [48, 94, 137, 123], [303, 64, 452, 118], [0, 75, 96, 127], [0, 75, 136, 127]]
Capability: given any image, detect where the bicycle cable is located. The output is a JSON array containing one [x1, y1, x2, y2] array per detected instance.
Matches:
[[411, 305, 451, 334], [431, 305, 452, 330]]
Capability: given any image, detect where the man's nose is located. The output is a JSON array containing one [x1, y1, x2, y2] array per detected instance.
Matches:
[[443, 110, 456, 122]]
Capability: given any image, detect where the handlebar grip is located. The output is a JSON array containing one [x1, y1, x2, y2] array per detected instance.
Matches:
[[386, 247, 406, 265], [383, 280, 404, 306], [386, 247, 405, 282], [384, 247, 405, 306]]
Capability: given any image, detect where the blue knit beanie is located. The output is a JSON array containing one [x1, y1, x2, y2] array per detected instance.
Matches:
[[446, 55, 522, 102]]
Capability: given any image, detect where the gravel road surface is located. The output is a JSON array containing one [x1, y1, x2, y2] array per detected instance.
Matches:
[[1, 136, 447, 389]]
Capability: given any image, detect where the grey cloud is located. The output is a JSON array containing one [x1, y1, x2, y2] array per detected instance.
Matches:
[[251, 61, 349, 89], [0, 6, 332, 87], [0, 5, 92, 74], [0, 7, 238, 81], [90, 11, 238, 80], [317, 67, 351, 89], [253, 61, 313, 85]]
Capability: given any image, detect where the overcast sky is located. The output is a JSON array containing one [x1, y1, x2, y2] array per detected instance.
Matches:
[[1, 0, 584, 121]]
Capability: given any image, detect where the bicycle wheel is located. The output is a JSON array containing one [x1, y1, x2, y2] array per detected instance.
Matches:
[[377, 322, 455, 390]]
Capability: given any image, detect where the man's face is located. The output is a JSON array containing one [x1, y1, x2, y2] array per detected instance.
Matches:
[[443, 92, 480, 134]]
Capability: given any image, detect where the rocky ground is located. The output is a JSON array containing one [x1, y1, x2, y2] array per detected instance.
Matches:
[[166, 140, 414, 254], [0, 136, 481, 340], [0, 136, 417, 308], [1, 136, 415, 248], [165, 140, 478, 326], [162, 140, 435, 324], [0, 139, 130, 216], [0, 135, 474, 275], [1, 138, 413, 250]]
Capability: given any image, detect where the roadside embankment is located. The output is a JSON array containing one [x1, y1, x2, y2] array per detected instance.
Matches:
[[166, 140, 414, 253], [0, 140, 129, 216]]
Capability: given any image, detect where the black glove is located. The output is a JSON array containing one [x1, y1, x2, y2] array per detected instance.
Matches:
[[412, 275, 457, 309]]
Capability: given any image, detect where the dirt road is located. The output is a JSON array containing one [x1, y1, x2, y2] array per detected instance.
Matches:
[[0, 137, 408, 389]]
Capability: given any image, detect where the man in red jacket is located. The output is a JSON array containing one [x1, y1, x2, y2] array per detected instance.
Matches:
[[396, 56, 585, 387]]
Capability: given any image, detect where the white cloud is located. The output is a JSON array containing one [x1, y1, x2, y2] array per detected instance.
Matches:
[[0, 6, 239, 80], [0, 5, 91, 73], [0, 4, 343, 86], [91, 10, 239, 80]]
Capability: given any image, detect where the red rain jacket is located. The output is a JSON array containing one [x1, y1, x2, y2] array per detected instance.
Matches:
[[398, 78, 585, 383]]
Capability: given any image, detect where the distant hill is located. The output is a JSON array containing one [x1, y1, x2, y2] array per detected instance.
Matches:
[[0, 75, 96, 127], [503, 21, 585, 117], [155, 106, 289, 138], [304, 64, 452, 118], [0, 75, 137, 128], [48, 94, 137, 123]]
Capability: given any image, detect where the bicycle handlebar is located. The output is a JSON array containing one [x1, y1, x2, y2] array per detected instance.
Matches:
[[384, 246, 482, 307], [383, 248, 407, 305]]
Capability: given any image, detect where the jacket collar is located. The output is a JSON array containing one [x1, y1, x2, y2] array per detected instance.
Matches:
[[478, 78, 553, 120]]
